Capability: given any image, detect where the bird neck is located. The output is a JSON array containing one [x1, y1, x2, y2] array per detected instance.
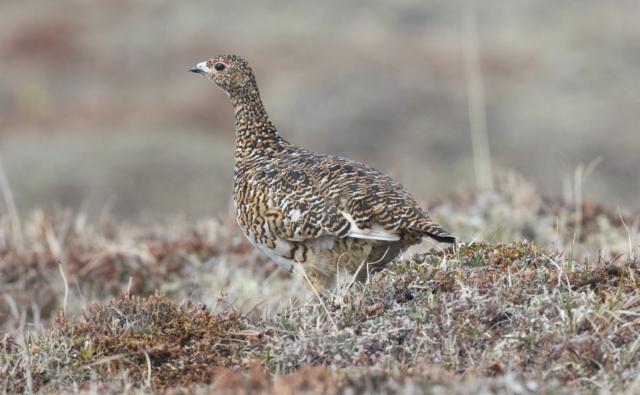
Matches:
[[230, 85, 278, 142], [229, 84, 280, 162]]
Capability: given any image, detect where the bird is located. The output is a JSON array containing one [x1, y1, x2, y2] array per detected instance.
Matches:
[[190, 54, 455, 293]]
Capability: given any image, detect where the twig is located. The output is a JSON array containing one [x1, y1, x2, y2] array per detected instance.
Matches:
[[127, 276, 133, 295], [573, 163, 584, 241], [463, 8, 493, 190], [74, 276, 87, 312], [59, 263, 69, 316], [618, 206, 635, 263], [143, 351, 152, 390], [296, 262, 339, 333], [85, 353, 135, 368], [577, 378, 611, 395], [0, 157, 23, 253]]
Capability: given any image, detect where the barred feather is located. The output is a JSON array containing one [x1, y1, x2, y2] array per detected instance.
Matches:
[[191, 54, 456, 292]]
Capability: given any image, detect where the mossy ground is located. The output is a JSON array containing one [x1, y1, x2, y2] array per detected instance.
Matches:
[[1, 176, 640, 394]]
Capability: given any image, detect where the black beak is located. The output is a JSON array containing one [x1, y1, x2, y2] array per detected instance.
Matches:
[[190, 65, 204, 74]]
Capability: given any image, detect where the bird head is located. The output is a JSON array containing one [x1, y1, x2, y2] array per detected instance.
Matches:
[[189, 54, 255, 95]]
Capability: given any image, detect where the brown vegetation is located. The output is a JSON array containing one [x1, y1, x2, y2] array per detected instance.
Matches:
[[1, 179, 640, 394]]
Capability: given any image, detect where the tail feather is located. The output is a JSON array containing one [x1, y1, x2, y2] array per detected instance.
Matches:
[[429, 232, 457, 244], [411, 224, 456, 244]]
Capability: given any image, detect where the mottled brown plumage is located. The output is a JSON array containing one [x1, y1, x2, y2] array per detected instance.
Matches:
[[190, 54, 455, 292]]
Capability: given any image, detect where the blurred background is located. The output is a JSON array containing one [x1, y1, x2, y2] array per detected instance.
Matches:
[[1, 0, 638, 221]]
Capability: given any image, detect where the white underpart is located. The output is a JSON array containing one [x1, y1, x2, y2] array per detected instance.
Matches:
[[238, 217, 295, 271], [309, 235, 335, 250], [239, 216, 339, 271], [272, 238, 292, 255], [243, 213, 396, 272], [253, 242, 294, 272], [250, 235, 336, 272], [340, 211, 400, 241]]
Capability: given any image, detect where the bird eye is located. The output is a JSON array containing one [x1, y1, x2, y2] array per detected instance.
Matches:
[[214, 63, 226, 71]]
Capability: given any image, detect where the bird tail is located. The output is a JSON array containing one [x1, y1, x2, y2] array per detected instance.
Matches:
[[411, 224, 456, 244]]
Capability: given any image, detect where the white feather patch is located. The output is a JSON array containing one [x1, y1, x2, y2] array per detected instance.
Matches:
[[341, 212, 400, 241], [289, 209, 302, 222]]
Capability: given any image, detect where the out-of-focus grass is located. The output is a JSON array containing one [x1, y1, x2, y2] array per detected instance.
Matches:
[[1, 175, 639, 393], [2, 0, 640, 217]]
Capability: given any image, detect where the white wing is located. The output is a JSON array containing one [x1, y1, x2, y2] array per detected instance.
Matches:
[[340, 212, 400, 241]]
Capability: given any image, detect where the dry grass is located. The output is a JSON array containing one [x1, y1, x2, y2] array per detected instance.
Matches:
[[1, 176, 640, 394]]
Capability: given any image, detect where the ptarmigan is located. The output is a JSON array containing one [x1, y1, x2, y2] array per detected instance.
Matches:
[[190, 54, 455, 292]]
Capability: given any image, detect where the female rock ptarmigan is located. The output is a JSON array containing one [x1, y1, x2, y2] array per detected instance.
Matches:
[[190, 54, 455, 292]]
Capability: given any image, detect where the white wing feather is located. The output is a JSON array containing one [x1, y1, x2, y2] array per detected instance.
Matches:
[[285, 211, 400, 242], [340, 212, 400, 241]]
